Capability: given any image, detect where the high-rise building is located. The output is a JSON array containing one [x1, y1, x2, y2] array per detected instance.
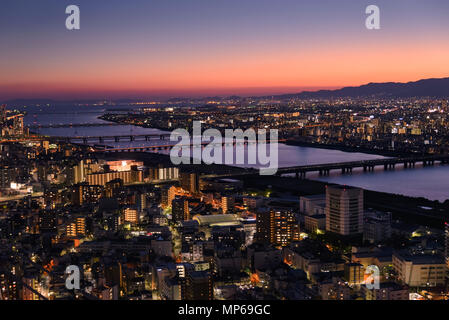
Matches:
[[256, 206, 299, 247], [73, 160, 85, 184], [221, 195, 235, 214], [161, 187, 170, 208], [168, 186, 177, 206], [184, 270, 213, 300], [172, 197, 189, 223], [138, 193, 148, 211], [180, 172, 199, 194], [325, 186, 364, 236]]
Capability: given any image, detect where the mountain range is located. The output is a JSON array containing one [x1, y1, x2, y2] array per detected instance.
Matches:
[[277, 77, 449, 99]]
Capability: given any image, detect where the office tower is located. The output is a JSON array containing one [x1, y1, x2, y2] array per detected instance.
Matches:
[[184, 270, 213, 300], [325, 185, 364, 236], [172, 197, 189, 223], [180, 172, 199, 194], [256, 206, 299, 247]]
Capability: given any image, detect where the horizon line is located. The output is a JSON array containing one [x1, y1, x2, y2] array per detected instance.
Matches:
[[2, 76, 449, 104]]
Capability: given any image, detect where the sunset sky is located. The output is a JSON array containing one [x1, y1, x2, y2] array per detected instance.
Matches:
[[1, 0, 449, 100]]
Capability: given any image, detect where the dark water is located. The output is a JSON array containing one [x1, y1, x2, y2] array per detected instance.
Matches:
[[21, 105, 449, 202]]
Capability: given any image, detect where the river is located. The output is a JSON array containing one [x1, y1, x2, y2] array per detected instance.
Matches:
[[20, 105, 449, 202]]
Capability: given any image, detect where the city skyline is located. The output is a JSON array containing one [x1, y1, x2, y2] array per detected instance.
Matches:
[[1, 0, 449, 304], [1, 0, 449, 100]]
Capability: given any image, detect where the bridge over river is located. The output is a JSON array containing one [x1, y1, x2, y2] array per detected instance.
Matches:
[[202, 154, 449, 179]]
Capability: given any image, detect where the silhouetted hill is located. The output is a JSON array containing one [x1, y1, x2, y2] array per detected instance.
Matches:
[[280, 77, 449, 99]]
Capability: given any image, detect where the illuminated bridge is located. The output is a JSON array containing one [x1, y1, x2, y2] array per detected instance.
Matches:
[[274, 154, 449, 179], [205, 154, 449, 179], [91, 138, 286, 152], [54, 133, 172, 144]]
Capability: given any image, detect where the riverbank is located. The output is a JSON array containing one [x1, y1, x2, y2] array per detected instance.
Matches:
[[237, 174, 448, 229], [285, 139, 412, 158], [98, 114, 171, 133], [99, 115, 419, 159], [89, 150, 449, 229]]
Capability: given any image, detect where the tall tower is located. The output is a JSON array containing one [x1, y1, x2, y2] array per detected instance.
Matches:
[[325, 185, 364, 236], [172, 197, 189, 223]]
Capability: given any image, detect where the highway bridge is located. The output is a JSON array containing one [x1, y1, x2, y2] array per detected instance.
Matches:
[[54, 133, 172, 144], [276, 154, 449, 179], [203, 154, 449, 179], [92, 138, 286, 152]]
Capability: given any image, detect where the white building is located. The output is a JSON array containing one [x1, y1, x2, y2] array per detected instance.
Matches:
[[392, 251, 446, 287], [325, 186, 364, 236]]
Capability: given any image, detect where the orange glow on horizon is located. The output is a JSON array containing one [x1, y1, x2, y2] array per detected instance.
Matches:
[[2, 37, 449, 99]]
